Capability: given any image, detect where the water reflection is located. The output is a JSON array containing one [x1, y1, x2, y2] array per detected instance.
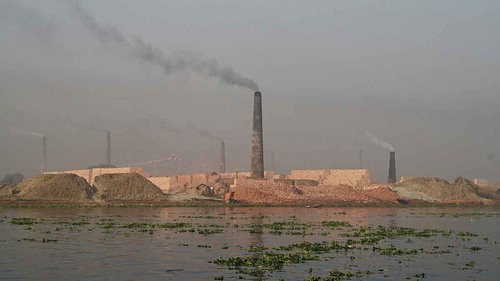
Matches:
[[0, 207, 498, 281], [249, 213, 264, 257]]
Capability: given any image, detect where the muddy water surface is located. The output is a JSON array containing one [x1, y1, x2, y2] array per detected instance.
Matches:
[[0, 207, 499, 280]]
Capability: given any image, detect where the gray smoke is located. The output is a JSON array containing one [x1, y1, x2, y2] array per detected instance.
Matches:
[[67, 115, 107, 133], [366, 132, 394, 152], [0, 0, 56, 35], [67, 0, 259, 91], [0, 1, 56, 41], [139, 117, 184, 134], [18, 130, 45, 138], [187, 122, 222, 142]]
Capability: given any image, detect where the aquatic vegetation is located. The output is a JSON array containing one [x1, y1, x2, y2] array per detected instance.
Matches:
[[10, 217, 38, 225], [236, 268, 267, 277], [343, 225, 450, 240], [42, 238, 58, 243], [321, 221, 352, 228], [275, 241, 353, 253], [198, 228, 224, 235], [1, 208, 498, 280], [470, 246, 481, 251], [213, 250, 319, 270], [456, 231, 478, 237], [248, 245, 267, 252], [327, 269, 373, 280], [375, 245, 421, 256]]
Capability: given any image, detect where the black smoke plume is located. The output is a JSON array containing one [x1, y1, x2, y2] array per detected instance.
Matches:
[[67, 1, 259, 91]]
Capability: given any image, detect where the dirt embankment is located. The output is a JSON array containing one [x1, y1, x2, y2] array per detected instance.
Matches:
[[232, 179, 303, 203], [0, 184, 14, 197], [13, 174, 95, 202], [4, 173, 166, 203], [394, 177, 493, 203], [93, 173, 166, 201], [232, 179, 401, 204]]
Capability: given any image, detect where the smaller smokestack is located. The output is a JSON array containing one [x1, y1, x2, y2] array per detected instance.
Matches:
[[106, 131, 111, 167], [387, 151, 396, 184], [359, 149, 363, 169], [251, 91, 264, 178], [41, 136, 47, 174], [220, 140, 226, 173]]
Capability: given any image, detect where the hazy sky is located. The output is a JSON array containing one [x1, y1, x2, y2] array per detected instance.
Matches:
[[1, 0, 499, 183]]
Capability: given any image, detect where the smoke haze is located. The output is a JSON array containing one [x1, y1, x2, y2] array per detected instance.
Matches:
[[18, 130, 45, 138], [187, 122, 222, 142], [67, 0, 259, 91], [0, 1, 56, 42], [366, 132, 394, 152], [1, 1, 499, 183]]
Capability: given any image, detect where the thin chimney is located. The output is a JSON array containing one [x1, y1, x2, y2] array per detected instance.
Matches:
[[359, 149, 363, 169], [220, 140, 226, 173], [106, 130, 111, 167], [387, 151, 396, 184], [41, 136, 47, 174], [251, 91, 264, 178]]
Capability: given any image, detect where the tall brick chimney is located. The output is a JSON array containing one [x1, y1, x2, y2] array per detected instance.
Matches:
[[41, 136, 46, 174], [387, 151, 396, 184], [220, 140, 226, 173], [251, 91, 264, 178], [106, 130, 111, 167]]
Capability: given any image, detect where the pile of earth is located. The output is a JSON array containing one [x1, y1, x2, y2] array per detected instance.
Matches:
[[299, 185, 400, 204], [232, 179, 303, 203], [93, 173, 166, 201], [0, 184, 14, 197], [12, 174, 95, 202], [231, 179, 400, 204], [393, 177, 492, 203]]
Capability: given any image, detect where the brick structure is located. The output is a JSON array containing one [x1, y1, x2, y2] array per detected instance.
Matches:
[[288, 170, 326, 182], [176, 174, 193, 184], [147, 176, 173, 193], [387, 151, 397, 184], [264, 171, 275, 179], [474, 179, 489, 187], [250, 91, 264, 178], [288, 169, 371, 190], [219, 172, 251, 179], [192, 173, 209, 185]]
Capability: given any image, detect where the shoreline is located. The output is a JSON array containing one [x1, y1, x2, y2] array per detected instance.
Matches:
[[1, 200, 499, 208]]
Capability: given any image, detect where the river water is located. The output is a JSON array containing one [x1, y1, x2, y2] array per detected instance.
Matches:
[[0, 207, 498, 280]]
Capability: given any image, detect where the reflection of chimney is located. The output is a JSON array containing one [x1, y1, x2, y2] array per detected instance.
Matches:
[[220, 140, 226, 173], [106, 131, 111, 167], [41, 136, 47, 174], [251, 91, 264, 178], [387, 151, 396, 184]]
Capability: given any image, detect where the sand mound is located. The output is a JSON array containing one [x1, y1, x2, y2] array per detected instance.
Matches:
[[0, 184, 13, 197], [300, 185, 400, 204], [394, 177, 491, 203], [232, 179, 399, 204], [14, 174, 95, 201], [232, 179, 303, 203], [93, 173, 166, 201]]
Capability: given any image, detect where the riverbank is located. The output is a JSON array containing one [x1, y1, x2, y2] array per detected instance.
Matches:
[[1, 199, 499, 208]]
